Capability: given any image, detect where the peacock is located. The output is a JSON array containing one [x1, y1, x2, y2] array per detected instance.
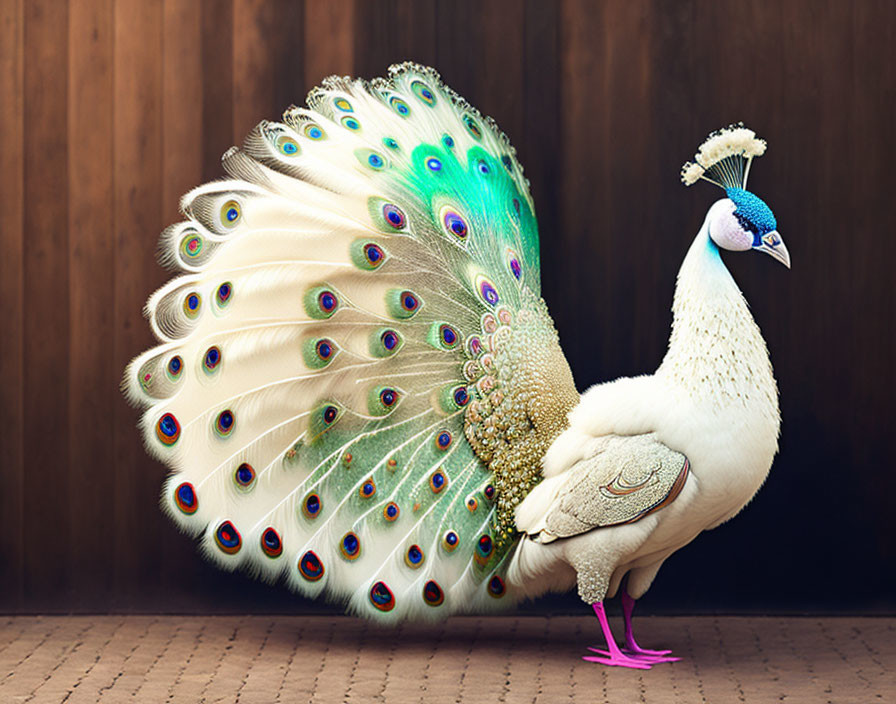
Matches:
[[124, 63, 789, 669]]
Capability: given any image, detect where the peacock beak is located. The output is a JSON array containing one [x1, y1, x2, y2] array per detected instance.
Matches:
[[753, 230, 790, 269]]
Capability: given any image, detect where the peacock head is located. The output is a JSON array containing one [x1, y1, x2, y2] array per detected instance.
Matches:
[[682, 124, 790, 268]]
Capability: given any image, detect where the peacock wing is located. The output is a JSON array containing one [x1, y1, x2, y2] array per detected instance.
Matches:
[[542, 434, 690, 540], [123, 63, 577, 621]]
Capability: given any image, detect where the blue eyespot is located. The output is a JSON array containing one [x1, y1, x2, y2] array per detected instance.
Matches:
[[216, 282, 232, 306], [442, 530, 459, 551], [383, 502, 400, 521], [304, 124, 325, 140], [477, 277, 499, 306], [381, 330, 399, 351], [382, 203, 406, 229], [442, 211, 467, 240], [214, 520, 241, 554], [426, 157, 442, 172], [401, 292, 419, 312], [277, 135, 299, 155], [184, 292, 201, 318], [463, 116, 482, 140], [383, 137, 399, 150], [477, 159, 490, 175], [389, 96, 410, 116], [157, 413, 180, 445], [442, 134, 454, 148], [167, 356, 182, 378], [299, 550, 324, 581], [440, 324, 458, 348], [234, 462, 255, 488], [261, 527, 282, 558], [341, 531, 361, 559], [174, 481, 197, 513], [405, 544, 424, 567], [215, 409, 235, 436], [436, 431, 452, 450], [369, 581, 395, 611], [221, 200, 241, 225], [368, 153, 384, 169], [302, 493, 321, 519], [429, 470, 446, 494], [359, 479, 376, 498], [364, 243, 385, 267], [411, 80, 437, 106], [423, 580, 444, 606], [204, 345, 222, 372], [318, 291, 337, 313]]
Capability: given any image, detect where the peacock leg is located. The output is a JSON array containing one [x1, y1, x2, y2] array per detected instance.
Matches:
[[619, 590, 680, 662], [582, 603, 653, 669]]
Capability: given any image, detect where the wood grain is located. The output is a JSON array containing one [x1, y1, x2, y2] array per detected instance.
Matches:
[[68, 0, 114, 610], [0, 0, 25, 611], [0, 0, 893, 613], [22, 0, 71, 611], [112, 0, 165, 608]]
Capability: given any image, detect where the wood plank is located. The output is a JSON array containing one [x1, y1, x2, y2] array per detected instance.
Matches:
[[304, 0, 355, 86], [67, 0, 114, 611], [0, 0, 25, 611], [232, 0, 304, 143], [201, 0, 233, 180], [112, 0, 165, 609], [434, 0, 525, 156], [162, 0, 203, 223], [22, 0, 71, 612], [352, 0, 437, 77]]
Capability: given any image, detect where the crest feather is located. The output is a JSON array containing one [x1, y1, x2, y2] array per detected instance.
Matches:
[[681, 122, 767, 190]]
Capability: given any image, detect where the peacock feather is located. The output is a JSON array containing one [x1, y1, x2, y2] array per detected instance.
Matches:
[[124, 63, 577, 621]]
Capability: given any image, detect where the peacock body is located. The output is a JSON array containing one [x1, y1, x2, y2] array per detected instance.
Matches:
[[126, 64, 789, 667], [125, 63, 577, 622]]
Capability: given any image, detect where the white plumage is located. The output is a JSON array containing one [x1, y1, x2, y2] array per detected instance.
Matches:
[[124, 63, 789, 667]]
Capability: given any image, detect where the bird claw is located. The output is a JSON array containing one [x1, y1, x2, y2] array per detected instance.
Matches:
[[624, 645, 679, 662], [582, 649, 653, 669], [587, 646, 680, 664]]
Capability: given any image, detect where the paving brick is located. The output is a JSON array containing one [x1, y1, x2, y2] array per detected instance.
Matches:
[[0, 615, 893, 703]]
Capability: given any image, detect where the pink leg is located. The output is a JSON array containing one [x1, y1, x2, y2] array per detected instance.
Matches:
[[620, 591, 680, 662], [582, 603, 653, 669]]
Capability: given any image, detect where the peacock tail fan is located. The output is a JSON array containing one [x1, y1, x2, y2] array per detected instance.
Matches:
[[123, 63, 578, 621]]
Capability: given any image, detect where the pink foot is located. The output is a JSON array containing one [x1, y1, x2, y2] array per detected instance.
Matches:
[[586, 646, 679, 663], [583, 602, 654, 670], [621, 591, 680, 663], [582, 651, 653, 669]]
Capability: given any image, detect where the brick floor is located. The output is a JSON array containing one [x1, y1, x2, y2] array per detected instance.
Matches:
[[0, 615, 893, 703]]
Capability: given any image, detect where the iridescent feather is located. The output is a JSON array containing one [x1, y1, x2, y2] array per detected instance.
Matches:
[[124, 63, 577, 621]]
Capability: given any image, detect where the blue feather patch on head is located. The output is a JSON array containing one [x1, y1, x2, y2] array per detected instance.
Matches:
[[725, 188, 777, 238]]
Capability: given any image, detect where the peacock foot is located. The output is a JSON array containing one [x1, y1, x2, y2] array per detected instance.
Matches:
[[582, 649, 653, 669], [623, 644, 680, 662], [586, 645, 680, 664]]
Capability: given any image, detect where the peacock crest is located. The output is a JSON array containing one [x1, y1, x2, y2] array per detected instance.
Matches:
[[680, 122, 767, 191]]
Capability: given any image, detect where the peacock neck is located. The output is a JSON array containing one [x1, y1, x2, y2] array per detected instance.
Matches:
[[658, 224, 778, 416]]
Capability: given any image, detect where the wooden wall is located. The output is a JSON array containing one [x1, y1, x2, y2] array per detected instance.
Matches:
[[1, 0, 893, 614]]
